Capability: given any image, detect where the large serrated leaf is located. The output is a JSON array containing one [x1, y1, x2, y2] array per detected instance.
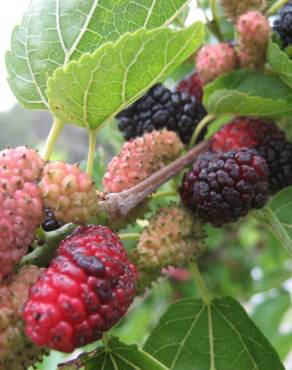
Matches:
[[203, 69, 292, 119], [255, 187, 292, 257], [58, 337, 168, 370], [267, 40, 292, 88], [144, 296, 285, 370], [6, 0, 190, 110], [47, 23, 204, 130]]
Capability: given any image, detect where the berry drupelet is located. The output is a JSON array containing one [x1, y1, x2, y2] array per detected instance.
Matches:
[[179, 149, 269, 227], [117, 84, 207, 144], [23, 225, 137, 353]]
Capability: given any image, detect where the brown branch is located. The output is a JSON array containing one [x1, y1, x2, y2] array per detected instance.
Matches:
[[21, 140, 211, 268], [99, 139, 211, 219]]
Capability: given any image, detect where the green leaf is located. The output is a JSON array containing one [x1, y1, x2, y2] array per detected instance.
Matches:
[[252, 289, 292, 359], [267, 40, 292, 88], [254, 187, 292, 257], [58, 337, 168, 370], [144, 296, 284, 370], [203, 69, 292, 119], [6, 0, 190, 110], [47, 23, 204, 130]]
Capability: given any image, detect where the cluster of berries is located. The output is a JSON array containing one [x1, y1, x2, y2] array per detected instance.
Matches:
[[2, 2, 292, 366], [0, 146, 138, 361], [117, 2, 291, 144], [195, 10, 270, 83], [0, 146, 102, 280], [195, 0, 292, 83], [180, 117, 292, 226]]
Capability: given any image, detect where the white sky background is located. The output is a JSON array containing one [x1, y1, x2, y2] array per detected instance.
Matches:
[[0, 0, 31, 112], [0, 0, 203, 112]]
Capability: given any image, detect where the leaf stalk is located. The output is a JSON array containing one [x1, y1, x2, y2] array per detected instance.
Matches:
[[189, 261, 211, 304], [42, 117, 65, 161], [87, 129, 98, 176]]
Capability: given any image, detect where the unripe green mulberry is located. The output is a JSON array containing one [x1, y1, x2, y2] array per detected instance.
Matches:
[[136, 205, 205, 269], [0, 266, 47, 370], [40, 161, 100, 224]]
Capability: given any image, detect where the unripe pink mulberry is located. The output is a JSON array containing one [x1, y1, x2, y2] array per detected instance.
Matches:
[[0, 147, 44, 191], [237, 11, 270, 43], [196, 43, 237, 84], [220, 0, 267, 22], [136, 205, 205, 269], [236, 11, 270, 69], [103, 129, 183, 193], [0, 183, 44, 280], [0, 265, 46, 370], [39, 162, 100, 224]]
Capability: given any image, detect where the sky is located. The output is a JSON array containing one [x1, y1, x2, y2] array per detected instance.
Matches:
[[0, 0, 30, 112], [0, 0, 203, 113]]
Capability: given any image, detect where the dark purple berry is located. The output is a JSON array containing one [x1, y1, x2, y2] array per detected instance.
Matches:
[[117, 84, 207, 144], [179, 149, 269, 227]]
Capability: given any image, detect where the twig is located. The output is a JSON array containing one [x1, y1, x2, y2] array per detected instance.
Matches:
[[99, 139, 211, 219]]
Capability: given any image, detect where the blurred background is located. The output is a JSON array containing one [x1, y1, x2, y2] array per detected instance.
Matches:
[[1, 1, 292, 369]]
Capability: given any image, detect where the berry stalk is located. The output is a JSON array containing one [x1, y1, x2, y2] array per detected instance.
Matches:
[[266, 0, 289, 15], [119, 233, 140, 241], [99, 139, 211, 219], [189, 114, 216, 147], [151, 190, 177, 199], [20, 224, 76, 268], [42, 117, 65, 161]]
